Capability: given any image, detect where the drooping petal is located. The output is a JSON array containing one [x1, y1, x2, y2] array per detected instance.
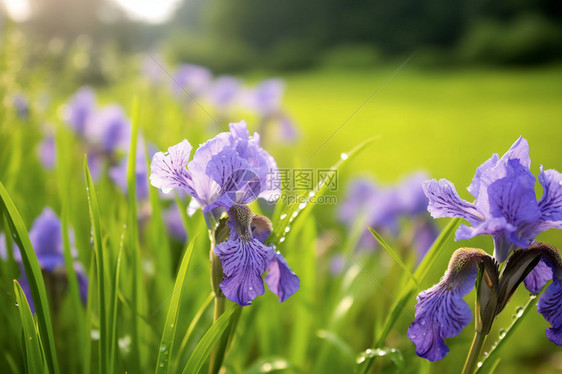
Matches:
[[467, 153, 499, 199], [150, 139, 194, 195], [408, 248, 490, 361], [524, 259, 552, 294], [214, 204, 275, 306], [215, 233, 274, 306], [538, 275, 562, 345], [265, 252, 300, 302], [423, 179, 485, 225]]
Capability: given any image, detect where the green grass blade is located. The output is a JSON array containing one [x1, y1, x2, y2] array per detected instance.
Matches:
[[0, 182, 60, 374], [475, 293, 541, 374], [84, 157, 110, 374], [173, 292, 214, 373], [127, 96, 144, 372], [269, 137, 375, 246], [181, 304, 242, 374], [374, 217, 460, 347], [109, 228, 125, 371], [155, 235, 198, 374], [368, 227, 419, 288], [356, 347, 404, 374], [13, 280, 45, 374]]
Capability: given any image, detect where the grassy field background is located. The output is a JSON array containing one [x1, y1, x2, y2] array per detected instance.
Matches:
[[1, 56, 562, 373]]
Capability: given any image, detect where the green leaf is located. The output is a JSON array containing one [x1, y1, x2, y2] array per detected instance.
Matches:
[[181, 304, 242, 374], [173, 292, 214, 373], [368, 227, 419, 288], [13, 280, 45, 374], [374, 218, 460, 347], [155, 235, 198, 374], [475, 292, 541, 374], [127, 96, 144, 372], [356, 347, 404, 374], [244, 357, 291, 373], [0, 182, 60, 374], [269, 138, 375, 246], [84, 157, 110, 374]]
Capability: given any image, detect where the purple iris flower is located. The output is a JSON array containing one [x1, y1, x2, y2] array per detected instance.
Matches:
[[1, 208, 88, 312], [86, 104, 131, 154], [423, 137, 562, 263], [150, 121, 280, 215], [411, 137, 562, 361], [38, 133, 56, 170], [206, 76, 240, 109], [214, 204, 299, 306], [63, 87, 96, 137], [172, 64, 212, 97], [338, 173, 437, 255]]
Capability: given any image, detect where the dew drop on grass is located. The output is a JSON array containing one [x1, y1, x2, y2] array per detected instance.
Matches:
[[15, 303, 19, 307], [340, 153, 348, 160], [159, 363, 164, 368], [280, 213, 287, 220], [477, 362, 482, 368], [499, 328, 506, 339], [160, 346, 166, 352], [514, 306, 524, 318]]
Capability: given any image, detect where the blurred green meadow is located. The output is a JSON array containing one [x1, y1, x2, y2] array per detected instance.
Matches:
[[1, 2, 562, 372]]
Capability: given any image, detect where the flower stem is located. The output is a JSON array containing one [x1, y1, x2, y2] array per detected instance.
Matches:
[[462, 331, 487, 374], [209, 221, 228, 374]]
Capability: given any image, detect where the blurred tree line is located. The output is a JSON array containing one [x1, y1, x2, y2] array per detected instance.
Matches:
[[3, 0, 561, 74], [166, 0, 562, 71]]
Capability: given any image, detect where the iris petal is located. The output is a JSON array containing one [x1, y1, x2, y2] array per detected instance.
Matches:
[[265, 252, 300, 302]]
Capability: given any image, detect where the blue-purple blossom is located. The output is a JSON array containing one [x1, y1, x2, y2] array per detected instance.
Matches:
[[150, 121, 280, 215], [86, 105, 131, 153], [172, 64, 212, 97], [408, 248, 488, 361], [1, 208, 88, 311], [63, 87, 96, 136], [338, 173, 437, 255], [206, 76, 240, 109], [423, 137, 562, 264], [38, 133, 56, 170], [214, 204, 299, 306]]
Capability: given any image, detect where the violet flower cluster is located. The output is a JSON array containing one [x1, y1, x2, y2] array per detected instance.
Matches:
[[339, 172, 438, 258], [142, 58, 298, 144], [409, 137, 562, 361], [0, 208, 88, 312], [149, 121, 299, 306]]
